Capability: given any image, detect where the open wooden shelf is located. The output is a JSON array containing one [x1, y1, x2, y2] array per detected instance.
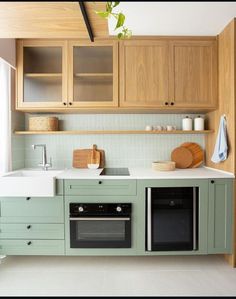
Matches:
[[14, 130, 214, 135], [74, 73, 113, 77]]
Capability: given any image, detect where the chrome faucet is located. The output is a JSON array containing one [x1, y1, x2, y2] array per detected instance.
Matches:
[[32, 144, 52, 171]]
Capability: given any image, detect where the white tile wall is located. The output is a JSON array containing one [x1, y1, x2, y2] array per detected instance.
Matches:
[[23, 114, 205, 169]]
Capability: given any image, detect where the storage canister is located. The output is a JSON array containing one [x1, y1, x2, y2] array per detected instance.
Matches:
[[182, 116, 192, 131], [194, 116, 204, 131], [29, 116, 59, 131]]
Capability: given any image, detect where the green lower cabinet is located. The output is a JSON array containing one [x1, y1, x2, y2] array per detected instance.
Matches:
[[0, 196, 64, 223], [0, 239, 65, 255], [208, 179, 233, 254], [0, 223, 64, 239]]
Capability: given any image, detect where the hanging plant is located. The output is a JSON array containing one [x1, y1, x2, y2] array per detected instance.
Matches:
[[95, 2, 132, 39]]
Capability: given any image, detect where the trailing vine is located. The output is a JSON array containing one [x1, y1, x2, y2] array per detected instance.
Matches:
[[95, 2, 132, 39]]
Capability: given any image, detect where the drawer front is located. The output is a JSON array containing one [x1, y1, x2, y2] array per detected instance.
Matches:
[[0, 223, 64, 239], [65, 180, 137, 196], [0, 239, 65, 255], [0, 196, 64, 223]]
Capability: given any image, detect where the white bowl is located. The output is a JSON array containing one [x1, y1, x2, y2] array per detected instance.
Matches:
[[87, 164, 99, 169]]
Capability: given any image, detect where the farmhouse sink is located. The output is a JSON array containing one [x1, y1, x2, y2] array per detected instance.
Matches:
[[0, 170, 63, 197]]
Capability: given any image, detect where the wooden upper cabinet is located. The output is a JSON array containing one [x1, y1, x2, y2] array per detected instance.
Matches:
[[120, 39, 217, 110], [169, 40, 217, 108], [16, 40, 68, 110], [120, 40, 169, 107], [68, 40, 118, 108]]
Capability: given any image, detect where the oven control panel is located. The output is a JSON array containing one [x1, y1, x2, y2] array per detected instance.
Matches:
[[70, 203, 131, 217]]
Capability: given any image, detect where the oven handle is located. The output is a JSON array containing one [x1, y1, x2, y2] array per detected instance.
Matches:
[[70, 217, 130, 221], [193, 187, 197, 250], [147, 187, 152, 251]]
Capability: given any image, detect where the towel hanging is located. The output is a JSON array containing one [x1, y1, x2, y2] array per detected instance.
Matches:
[[211, 115, 228, 163]]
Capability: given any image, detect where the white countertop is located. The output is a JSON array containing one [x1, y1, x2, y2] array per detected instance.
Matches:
[[55, 167, 234, 180]]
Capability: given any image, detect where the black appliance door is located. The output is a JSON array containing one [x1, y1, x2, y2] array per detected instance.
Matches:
[[147, 187, 197, 251], [70, 217, 131, 248]]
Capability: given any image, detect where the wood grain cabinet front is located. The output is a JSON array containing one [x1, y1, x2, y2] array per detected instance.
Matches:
[[120, 39, 217, 110]]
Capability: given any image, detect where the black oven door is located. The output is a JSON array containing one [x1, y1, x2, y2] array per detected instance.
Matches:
[[70, 217, 131, 248]]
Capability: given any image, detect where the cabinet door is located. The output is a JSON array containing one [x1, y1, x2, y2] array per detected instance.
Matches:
[[169, 40, 217, 108], [120, 40, 169, 107], [208, 179, 233, 254], [16, 40, 68, 110], [68, 40, 118, 108]]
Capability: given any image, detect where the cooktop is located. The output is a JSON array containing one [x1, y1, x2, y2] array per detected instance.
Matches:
[[100, 168, 130, 176]]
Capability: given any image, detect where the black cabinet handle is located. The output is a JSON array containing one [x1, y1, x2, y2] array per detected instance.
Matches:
[[27, 225, 31, 230], [211, 180, 215, 184], [26, 197, 31, 201], [170, 102, 174, 106], [165, 102, 169, 106], [69, 102, 72, 106], [98, 181, 102, 184], [63, 102, 67, 106], [27, 241, 32, 246]]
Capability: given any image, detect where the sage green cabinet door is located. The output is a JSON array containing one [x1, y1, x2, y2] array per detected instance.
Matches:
[[65, 179, 137, 196], [0, 196, 64, 223], [0, 223, 64, 239], [0, 239, 65, 255], [208, 179, 233, 254]]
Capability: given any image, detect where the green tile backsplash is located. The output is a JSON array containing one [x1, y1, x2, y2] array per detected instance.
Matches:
[[13, 113, 206, 169]]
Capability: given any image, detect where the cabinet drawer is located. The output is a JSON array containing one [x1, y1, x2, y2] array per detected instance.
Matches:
[[0, 196, 64, 223], [0, 239, 65, 255], [65, 180, 137, 196], [0, 223, 64, 239]]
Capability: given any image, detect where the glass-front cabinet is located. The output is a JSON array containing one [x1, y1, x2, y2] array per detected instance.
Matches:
[[68, 41, 118, 108], [16, 40, 67, 109]]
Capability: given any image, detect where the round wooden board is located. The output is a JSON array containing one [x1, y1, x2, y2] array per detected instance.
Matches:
[[171, 146, 193, 169], [181, 142, 204, 168]]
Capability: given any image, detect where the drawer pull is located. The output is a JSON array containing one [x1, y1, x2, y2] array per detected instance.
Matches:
[[27, 225, 31, 230], [26, 197, 31, 201], [211, 180, 215, 184], [98, 181, 102, 185], [27, 241, 32, 246]]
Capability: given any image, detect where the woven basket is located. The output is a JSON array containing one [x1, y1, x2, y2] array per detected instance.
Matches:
[[29, 117, 59, 131]]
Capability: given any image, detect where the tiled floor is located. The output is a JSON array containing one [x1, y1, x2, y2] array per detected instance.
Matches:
[[0, 255, 236, 296]]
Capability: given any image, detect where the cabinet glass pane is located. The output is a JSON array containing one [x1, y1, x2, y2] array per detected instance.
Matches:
[[73, 46, 113, 102], [23, 47, 62, 102]]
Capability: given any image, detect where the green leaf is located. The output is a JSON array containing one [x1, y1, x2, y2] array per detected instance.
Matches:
[[95, 11, 110, 18], [106, 2, 112, 13], [117, 32, 123, 39], [115, 12, 125, 29], [112, 2, 120, 8]]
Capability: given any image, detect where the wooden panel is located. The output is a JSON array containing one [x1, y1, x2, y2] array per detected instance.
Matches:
[[0, 2, 108, 38], [169, 40, 217, 108], [205, 19, 236, 267], [120, 40, 169, 107]]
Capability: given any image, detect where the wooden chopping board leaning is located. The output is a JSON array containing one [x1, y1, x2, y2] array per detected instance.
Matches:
[[171, 142, 204, 169]]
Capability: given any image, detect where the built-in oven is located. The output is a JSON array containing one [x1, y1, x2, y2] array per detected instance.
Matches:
[[70, 203, 132, 248], [146, 187, 198, 251]]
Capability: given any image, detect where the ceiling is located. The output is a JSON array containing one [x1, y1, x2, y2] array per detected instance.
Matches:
[[108, 2, 236, 36]]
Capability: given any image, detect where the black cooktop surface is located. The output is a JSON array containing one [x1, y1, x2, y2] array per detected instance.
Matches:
[[100, 168, 130, 176]]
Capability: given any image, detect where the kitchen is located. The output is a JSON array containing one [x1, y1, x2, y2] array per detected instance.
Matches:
[[0, 1, 236, 297]]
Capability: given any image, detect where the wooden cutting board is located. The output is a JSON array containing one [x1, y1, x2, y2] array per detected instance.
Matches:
[[73, 146, 105, 168], [171, 142, 204, 169], [87, 144, 101, 166], [171, 146, 193, 169], [181, 142, 204, 168]]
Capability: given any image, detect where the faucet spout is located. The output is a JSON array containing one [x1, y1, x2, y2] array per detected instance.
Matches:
[[32, 144, 52, 171]]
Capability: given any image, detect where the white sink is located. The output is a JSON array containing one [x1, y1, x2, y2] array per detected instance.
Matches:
[[0, 170, 63, 197]]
